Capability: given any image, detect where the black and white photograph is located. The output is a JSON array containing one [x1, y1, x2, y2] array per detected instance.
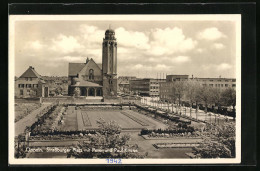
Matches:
[[8, 14, 241, 164]]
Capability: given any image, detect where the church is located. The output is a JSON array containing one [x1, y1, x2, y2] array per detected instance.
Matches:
[[68, 28, 117, 99]]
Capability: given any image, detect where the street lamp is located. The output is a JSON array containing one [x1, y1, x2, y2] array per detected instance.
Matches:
[[196, 105, 198, 120], [190, 105, 192, 118], [171, 102, 174, 113]]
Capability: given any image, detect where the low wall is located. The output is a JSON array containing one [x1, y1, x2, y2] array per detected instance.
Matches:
[[41, 97, 140, 104], [15, 98, 41, 104], [103, 98, 120, 103], [42, 96, 102, 103]]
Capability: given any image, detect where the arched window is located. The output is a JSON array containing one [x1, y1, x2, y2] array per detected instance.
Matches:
[[89, 69, 94, 80]]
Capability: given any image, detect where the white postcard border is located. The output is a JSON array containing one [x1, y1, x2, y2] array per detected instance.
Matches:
[[8, 14, 241, 165]]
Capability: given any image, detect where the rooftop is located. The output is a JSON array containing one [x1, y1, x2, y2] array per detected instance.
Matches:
[[19, 66, 41, 78], [71, 80, 102, 87], [68, 58, 102, 76]]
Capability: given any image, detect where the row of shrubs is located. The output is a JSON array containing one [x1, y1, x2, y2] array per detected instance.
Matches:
[[29, 104, 58, 132], [78, 106, 121, 110], [30, 129, 97, 136], [140, 127, 195, 135], [135, 106, 191, 125]]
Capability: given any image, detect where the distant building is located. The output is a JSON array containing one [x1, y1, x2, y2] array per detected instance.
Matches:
[[192, 77, 236, 89], [166, 75, 189, 82], [15, 66, 49, 98], [68, 28, 118, 98], [159, 74, 236, 102], [117, 76, 137, 93], [41, 76, 68, 96], [129, 78, 166, 97]]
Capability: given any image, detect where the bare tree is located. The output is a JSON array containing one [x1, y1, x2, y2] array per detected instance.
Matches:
[[197, 86, 214, 114], [172, 81, 186, 115], [221, 87, 236, 114], [211, 88, 222, 112], [185, 80, 201, 118]]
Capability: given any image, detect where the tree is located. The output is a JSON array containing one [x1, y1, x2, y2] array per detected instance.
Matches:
[[15, 135, 26, 158], [221, 87, 236, 112], [185, 80, 201, 117], [193, 122, 235, 158], [172, 81, 186, 114], [211, 88, 222, 110], [197, 86, 214, 113], [68, 118, 146, 158], [73, 87, 80, 97], [174, 81, 186, 105], [55, 87, 63, 95]]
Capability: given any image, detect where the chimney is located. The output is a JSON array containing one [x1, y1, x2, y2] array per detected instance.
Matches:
[[192, 74, 194, 79]]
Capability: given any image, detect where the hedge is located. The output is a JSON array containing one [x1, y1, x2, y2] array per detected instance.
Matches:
[[140, 127, 195, 135]]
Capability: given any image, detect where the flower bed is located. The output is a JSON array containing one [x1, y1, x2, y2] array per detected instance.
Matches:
[[54, 107, 67, 127], [82, 112, 92, 126], [30, 129, 96, 136], [153, 143, 200, 148], [29, 132, 96, 141], [77, 111, 85, 130], [78, 106, 121, 111], [142, 132, 200, 139], [29, 129, 97, 140], [140, 124, 196, 138], [133, 106, 191, 125], [121, 111, 149, 126], [29, 104, 62, 132]]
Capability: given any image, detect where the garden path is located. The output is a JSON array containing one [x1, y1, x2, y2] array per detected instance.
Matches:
[[15, 103, 52, 136]]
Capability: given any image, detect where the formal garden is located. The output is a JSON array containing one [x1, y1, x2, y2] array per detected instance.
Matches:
[[14, 102, 236, 159]]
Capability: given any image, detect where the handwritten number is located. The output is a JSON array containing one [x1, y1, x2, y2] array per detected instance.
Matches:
[[106, 159, 122, 164]]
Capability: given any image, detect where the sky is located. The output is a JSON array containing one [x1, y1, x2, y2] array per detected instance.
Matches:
[[13, 17, 237, 78]]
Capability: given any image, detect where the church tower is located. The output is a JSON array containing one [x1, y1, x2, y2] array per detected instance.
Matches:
[[102, 28, 117, 98]]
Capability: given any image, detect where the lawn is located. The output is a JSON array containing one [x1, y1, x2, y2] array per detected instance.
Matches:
[[82, 110, 144, 129], [60, 107, 168, 131], [15, 103, 41, 122]]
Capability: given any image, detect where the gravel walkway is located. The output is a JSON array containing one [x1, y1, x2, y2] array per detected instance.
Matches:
[[15, 103, 52, 136]]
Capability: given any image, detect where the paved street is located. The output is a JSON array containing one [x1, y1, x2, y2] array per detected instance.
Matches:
[[141, 97, 234, 124]]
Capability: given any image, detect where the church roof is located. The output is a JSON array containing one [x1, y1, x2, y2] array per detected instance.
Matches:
[[19, 66, 41, 78], [68, 60, 102, 76], [68, 63, 86, 76], [97, 64, 102, 69], [71, 80, 102, 87]]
